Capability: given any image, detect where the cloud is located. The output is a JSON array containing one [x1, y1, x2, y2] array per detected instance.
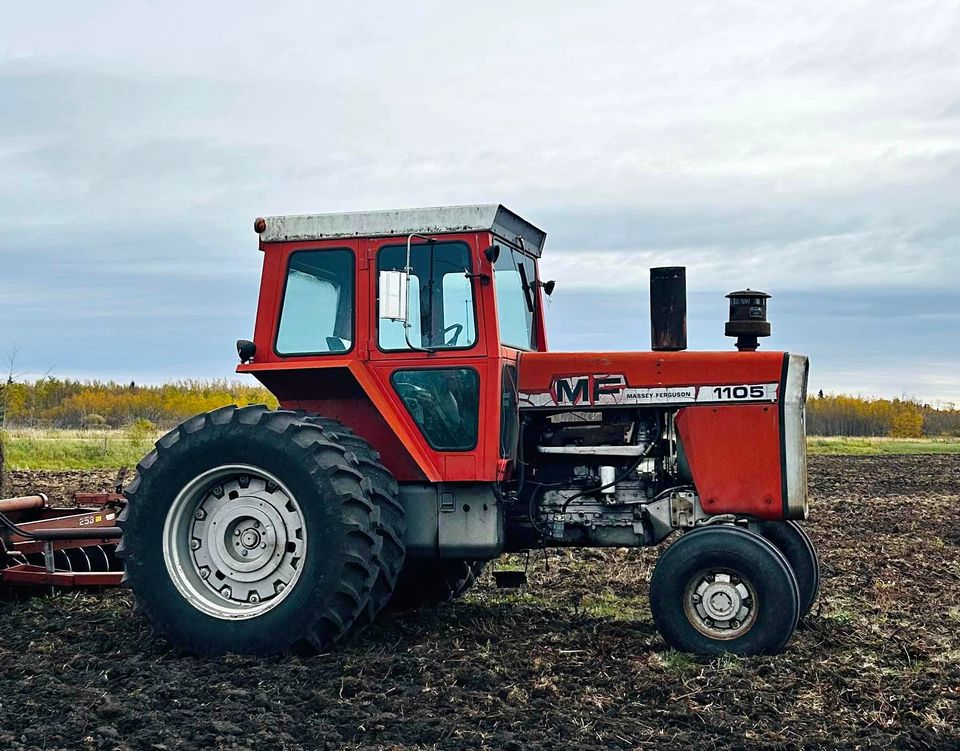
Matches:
[[540, 221, 960, 292], [545, 288, 960, 403], [1, 1, 958, 398]]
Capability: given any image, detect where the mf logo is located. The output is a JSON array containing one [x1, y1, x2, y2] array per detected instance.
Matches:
[[551, 374, 627, 406]]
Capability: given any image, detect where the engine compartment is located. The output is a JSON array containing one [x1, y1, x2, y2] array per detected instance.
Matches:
[[506, 408, 696, 550]]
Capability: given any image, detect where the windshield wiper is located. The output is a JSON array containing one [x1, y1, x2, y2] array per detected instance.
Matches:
[[517, 258, 535, 313]]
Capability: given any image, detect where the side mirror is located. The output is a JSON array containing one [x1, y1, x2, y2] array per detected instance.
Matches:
[[236, 339, 257, 363], [484, 244, 501, 264], [542, 280, 556, 296], [379, 270, 409, 322]]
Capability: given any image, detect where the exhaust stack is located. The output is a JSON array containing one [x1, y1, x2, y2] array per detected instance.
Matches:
[[650, 267, 687, 351]]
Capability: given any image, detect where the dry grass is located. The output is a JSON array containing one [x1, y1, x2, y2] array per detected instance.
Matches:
[[4, 428, 960, 473]]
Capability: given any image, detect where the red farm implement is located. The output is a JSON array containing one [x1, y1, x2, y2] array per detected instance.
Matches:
[[0, 478, 125, 589]]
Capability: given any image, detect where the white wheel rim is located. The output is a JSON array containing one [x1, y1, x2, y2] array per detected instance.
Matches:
[[683, 569, 758, 640], [162, 464, 307, 620]]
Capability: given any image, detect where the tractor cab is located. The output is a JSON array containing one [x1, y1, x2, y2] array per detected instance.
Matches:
[[239, 205, 550, 484]]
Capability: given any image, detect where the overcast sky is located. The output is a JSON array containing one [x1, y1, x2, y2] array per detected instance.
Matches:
[[2, 1, 958, 402]]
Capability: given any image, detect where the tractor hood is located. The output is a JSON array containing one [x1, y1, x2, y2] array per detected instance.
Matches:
[[515, 349, 810, 521], [515, 350, 788, 410]]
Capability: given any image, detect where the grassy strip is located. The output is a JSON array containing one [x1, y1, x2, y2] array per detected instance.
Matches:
[[807, 436, 960, 455], [1, 429, 159, 470], [2, 429, 960, 470]]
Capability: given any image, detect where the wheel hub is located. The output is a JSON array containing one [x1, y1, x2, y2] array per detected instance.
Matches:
[[163, 465, 307, 619], [685, 570, 757, 639], [239, 527, 261, 549]]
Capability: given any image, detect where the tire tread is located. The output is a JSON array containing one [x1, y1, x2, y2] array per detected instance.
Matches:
[[118, 404, 400, 656]]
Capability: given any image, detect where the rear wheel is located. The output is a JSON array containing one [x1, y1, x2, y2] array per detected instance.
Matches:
[[295, 414, 405, 633], [650, 525, 800, 655], [756, 520, 820, 617], [119, 405, 400, 656], [389, 559, 487, 610]]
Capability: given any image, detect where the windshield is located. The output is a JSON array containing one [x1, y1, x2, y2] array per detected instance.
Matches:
[[494, 245, 538, 350], [378, 241, 477, 350]]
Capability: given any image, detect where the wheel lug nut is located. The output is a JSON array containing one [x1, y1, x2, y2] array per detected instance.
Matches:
[[194, 509, 206, 520], [200, 568, 210, 579], [704, 618, 713, 627], [222, 587, 232, 599], [249, 593, 260, 604], [731, 619, 740, 629], [234, 529, 241, 537], [260, 542, 267, 549], [190, 540, 200, 551], [241, 550, 248, 557], [691, 594, 701, 604], [277, 583, 286, 593]]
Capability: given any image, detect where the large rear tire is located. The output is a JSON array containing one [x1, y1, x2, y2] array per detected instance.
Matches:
[[388, 559, 487, 610], [295, 414, 405, 633], [650, 525, 800, 656], [118, 405, 402, 656]]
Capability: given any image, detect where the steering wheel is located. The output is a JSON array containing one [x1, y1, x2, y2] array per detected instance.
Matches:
[[442, 323, 463, 346], [393, 380, 461, 445]]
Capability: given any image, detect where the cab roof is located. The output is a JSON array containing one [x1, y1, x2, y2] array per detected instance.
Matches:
[[257, 204, 546, 257]]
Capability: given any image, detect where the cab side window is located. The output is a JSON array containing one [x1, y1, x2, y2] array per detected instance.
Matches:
[[391, 368, 480, 451], [499, 364, 519, 459], [494, 245, 538, 350], [378, 241, 477, 351], [276, 249, 354, 355]]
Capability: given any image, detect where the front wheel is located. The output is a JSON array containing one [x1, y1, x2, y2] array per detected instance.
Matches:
[[756, 521, 820, 617], [649, 526, 800, 656]]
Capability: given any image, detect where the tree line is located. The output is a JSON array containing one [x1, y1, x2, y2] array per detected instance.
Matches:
[[0, 378, 277, 430], [0, 378, 957, 437], [806, 392, 958, 438]]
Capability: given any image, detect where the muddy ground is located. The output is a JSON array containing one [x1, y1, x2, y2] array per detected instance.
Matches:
[[1, 455, 958, 750]]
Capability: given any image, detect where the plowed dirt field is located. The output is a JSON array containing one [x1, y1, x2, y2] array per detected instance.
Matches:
[[1, 455, 958, 750]]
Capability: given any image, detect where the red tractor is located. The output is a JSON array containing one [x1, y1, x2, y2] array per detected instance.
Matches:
[[119, 205, 816, 657]]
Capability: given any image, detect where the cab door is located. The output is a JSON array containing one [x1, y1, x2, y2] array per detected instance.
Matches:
[[363, 233, 500, 482]]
